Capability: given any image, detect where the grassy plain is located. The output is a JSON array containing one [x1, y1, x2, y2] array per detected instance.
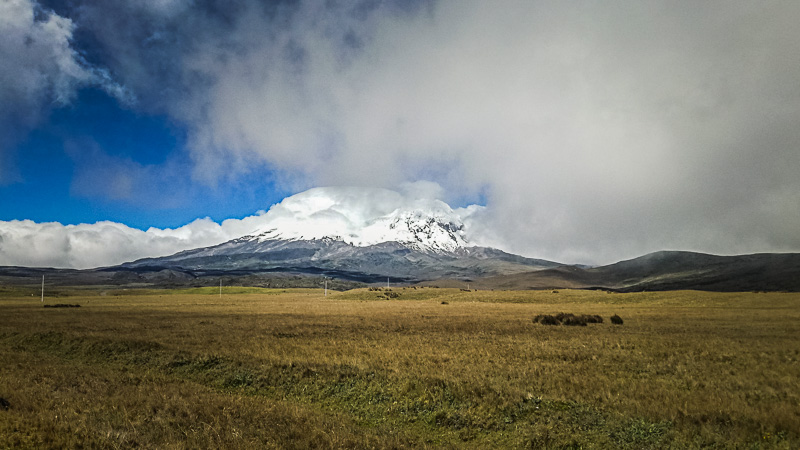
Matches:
[[1, 287, 798, 448]]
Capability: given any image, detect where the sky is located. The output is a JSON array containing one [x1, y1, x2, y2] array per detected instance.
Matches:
[[1, 0, 799, 269]]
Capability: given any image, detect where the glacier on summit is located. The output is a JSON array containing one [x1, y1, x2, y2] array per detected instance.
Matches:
[[245, 187, 474, 253]]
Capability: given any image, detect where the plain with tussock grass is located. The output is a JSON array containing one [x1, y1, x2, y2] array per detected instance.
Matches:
[[1, 287, 799, 448]]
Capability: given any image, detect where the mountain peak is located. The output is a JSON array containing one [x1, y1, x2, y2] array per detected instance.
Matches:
[[245, 186, 470, 253]]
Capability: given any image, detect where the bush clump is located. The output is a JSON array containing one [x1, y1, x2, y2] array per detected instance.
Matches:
[[533, 314, 560, 325], [584, 315, 604, 324], [534, 313, 606, 326], [558, 313, 588, 326], [610, 314, 624, 325]]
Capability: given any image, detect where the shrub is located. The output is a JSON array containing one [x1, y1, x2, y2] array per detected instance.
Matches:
[[533, 312, 603, 327], [533, 314, 560, 325], [611, 314, 624, 325], [535, 313, 605, 326], [561, 315, 587, 326]]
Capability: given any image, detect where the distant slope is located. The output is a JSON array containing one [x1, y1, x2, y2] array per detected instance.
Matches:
[[3, 251, 797, 292], [475, 251, 800, 292], [596, 251, 800, 291]]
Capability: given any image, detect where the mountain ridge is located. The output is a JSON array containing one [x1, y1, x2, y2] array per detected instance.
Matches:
[[1, 250, 797, 292], [1, 189, 797, 291], [466, 251, 800, 292], [122, 236, 561, 283]]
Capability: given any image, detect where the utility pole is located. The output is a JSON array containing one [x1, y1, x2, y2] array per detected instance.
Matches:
[[324, 279, 328, 297], [219, 279, 222, 299], [387, 277, 390, 289], [41, 275, 44, 302]]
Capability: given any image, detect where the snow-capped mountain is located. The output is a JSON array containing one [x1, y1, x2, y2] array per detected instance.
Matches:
[[243, 187, 470, 253], [123, 187, 560, 282]]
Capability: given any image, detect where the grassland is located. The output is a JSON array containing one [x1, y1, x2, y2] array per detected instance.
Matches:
[[1, 287, 798, 448]]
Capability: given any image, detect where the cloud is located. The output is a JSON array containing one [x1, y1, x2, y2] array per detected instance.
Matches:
[[7, 1, 800, 265], [0, 213, 270, 269], [0, 0, 129, 183], [164, 0, 800, 263]]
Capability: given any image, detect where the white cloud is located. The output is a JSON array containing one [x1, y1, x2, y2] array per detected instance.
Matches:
[[167, 0, 800, 264], [0, 213, 268, 269], [0, 0, 87, 107]]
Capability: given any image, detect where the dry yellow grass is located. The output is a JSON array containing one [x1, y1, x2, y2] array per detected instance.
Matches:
[[1, 287, 798, 448]]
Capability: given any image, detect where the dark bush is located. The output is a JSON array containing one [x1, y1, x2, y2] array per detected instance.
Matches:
[[584, 314, 604, 324], [611, 314, 624, 325], [536, 313, 607, 326], [0, 397, 9, 410], [533, 314, 560, 325], [561, 315, 588, 326]]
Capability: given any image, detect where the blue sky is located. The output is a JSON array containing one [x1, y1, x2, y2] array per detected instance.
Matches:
[[4, 87, 287, 229], [1, 0, 800, 268]]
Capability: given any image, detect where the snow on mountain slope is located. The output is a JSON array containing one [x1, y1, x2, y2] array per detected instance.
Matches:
[[244, 187, 472, 253]]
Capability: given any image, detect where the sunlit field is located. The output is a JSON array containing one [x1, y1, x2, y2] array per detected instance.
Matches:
[[1, 287, 798, 448]]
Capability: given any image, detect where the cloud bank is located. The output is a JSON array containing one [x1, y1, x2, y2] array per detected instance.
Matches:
[[0, 215, 264, 269], [3, 0, 800, 265]]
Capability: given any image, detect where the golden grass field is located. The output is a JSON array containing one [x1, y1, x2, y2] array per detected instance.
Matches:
[[1, 287, 798, 448]]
